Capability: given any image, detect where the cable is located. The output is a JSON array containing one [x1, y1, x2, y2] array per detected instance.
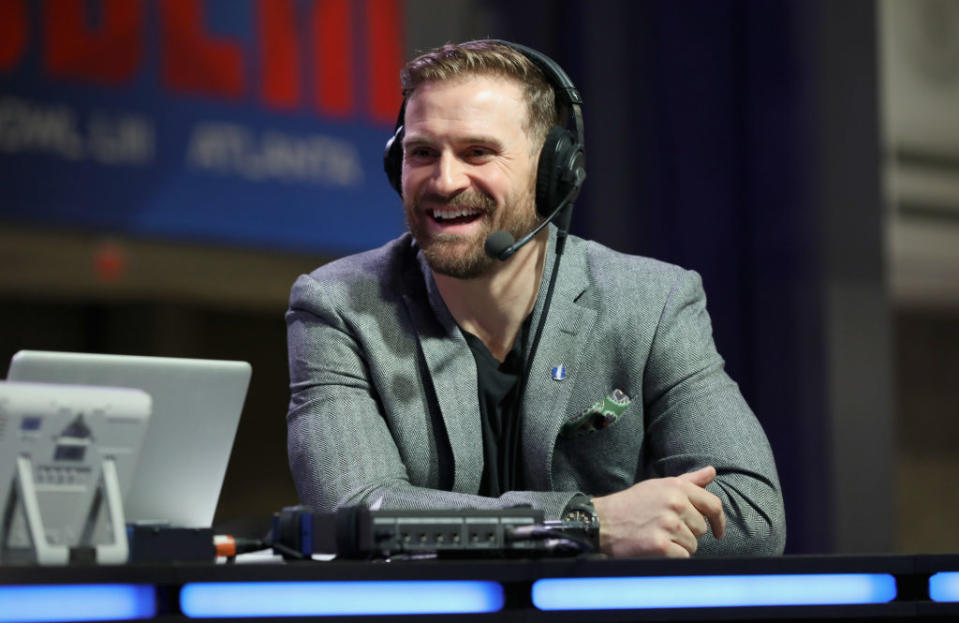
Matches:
[[506, 523, 595, 554]]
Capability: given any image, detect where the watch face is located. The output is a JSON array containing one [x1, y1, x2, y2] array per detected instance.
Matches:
[[565, 509, 592, 525]]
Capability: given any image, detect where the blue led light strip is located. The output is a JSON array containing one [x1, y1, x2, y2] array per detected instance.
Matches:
[[532, 573, 897, 610], [180, 580, 504, 617], [0, 584, 156, 622], [929, 572, 959, 602]]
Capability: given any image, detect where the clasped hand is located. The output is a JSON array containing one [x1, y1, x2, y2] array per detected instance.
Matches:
[[591, 465, 726, 557]]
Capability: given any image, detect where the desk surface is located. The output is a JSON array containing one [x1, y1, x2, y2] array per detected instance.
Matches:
[[2, 553, 959, 621]]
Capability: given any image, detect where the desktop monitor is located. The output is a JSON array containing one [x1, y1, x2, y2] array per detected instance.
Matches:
[[0, 381, 151, 563]]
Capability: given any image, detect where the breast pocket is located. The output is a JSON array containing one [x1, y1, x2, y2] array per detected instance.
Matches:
[[551, 390, 645, 495], [559, 388, 632, 439]]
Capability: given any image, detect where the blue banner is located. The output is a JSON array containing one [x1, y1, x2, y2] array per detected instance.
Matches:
[[0, 0, 406, 256]]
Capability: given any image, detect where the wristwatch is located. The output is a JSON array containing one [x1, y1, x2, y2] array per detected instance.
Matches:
[[561, 494, 600, 551]]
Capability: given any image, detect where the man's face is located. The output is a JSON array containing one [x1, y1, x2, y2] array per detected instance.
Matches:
[[401, 75, 540, 279]]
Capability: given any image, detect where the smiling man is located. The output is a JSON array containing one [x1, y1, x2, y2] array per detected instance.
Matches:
[[286, 40, 786, 557], [403, 74, 539, 283]]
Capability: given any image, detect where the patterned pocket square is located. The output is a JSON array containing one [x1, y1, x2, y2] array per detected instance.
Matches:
[[560, 389, 631, 438]]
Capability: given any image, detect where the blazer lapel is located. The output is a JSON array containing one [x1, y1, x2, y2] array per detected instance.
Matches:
[[521, 232, 597, 491], [402, 251, 483, 494]]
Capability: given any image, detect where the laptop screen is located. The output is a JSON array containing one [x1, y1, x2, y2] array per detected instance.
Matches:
[[7, 350, 251, 528]]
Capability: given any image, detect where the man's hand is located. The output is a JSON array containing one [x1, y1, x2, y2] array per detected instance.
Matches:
[[591, 466, 726, 558]]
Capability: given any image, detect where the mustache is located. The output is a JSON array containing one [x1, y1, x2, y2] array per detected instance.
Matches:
[[416, 190, 496, 213]]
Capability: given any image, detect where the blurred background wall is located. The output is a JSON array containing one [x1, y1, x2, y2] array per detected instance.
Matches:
[[1, 0, 957, 555]]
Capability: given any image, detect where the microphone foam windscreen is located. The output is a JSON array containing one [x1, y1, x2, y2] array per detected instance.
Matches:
[[484, 230, 515, 259]]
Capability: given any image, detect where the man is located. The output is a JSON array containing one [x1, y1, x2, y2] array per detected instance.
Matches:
[[287, 40, 785, 557]]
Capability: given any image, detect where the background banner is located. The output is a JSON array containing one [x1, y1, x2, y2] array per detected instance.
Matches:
[[0, 0, 406, 255]]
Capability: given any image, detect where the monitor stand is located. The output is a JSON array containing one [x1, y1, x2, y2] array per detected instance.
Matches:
[[1, 455, 129, 565]]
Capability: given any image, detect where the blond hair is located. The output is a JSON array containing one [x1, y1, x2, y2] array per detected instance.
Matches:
[[400, 40, 558, 147]]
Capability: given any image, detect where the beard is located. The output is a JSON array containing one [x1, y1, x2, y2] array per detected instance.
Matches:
[[406, 188, 540, 279]]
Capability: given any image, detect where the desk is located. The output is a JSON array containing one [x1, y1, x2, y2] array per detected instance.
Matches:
[[2, 554, 959, 621]]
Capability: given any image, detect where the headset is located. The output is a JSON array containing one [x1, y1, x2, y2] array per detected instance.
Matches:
[[382, 39, 586, 243]]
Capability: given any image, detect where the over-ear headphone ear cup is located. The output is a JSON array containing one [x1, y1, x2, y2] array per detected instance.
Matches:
[[383, 125, 404, 196], [535, 125, 578, 218]]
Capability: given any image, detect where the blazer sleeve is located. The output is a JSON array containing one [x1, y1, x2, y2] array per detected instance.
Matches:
[[286, 272, 580, 520], [642, 269, 787, 555]]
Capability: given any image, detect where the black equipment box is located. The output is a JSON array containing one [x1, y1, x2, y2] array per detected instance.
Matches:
[[274, 506, 546, 559]]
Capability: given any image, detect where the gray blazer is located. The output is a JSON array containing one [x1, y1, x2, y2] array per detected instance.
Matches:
[[287, 229, 786, 555]]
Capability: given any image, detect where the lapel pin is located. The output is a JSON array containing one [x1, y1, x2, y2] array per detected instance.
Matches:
[[551, 365, 567, 381]]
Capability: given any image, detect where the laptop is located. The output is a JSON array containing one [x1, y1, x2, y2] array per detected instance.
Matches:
[[6, 350, 251, 528]]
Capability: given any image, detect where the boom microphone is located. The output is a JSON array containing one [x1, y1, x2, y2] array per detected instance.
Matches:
[[484, 230, 516, 259], [483, 170, 584, 261]]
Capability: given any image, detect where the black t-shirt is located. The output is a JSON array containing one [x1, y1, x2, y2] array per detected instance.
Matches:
[[463, 319, 530, 497]]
